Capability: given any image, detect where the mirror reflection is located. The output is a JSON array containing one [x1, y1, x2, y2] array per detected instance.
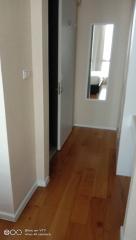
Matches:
[[87, 24, 114, 100]]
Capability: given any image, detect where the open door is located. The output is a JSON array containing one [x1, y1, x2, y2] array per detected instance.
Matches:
[[58, 0, 77, 150]]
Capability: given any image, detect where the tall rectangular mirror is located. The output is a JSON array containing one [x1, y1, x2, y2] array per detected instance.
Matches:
[[87, 24, 114, 100]]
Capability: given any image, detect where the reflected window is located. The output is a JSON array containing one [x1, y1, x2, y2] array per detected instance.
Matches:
[[87, 24, 114, 100]]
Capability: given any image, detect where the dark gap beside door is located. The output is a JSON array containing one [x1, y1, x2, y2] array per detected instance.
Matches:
[[48, 0, 59, 159]]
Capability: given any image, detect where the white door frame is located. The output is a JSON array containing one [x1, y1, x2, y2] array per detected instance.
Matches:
[[57, 0, 62, 150]]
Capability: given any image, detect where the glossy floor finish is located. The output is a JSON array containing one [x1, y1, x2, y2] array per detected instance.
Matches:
[[0, 128, 130, 240]]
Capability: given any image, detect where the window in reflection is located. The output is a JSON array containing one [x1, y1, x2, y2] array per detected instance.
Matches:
[[87, 24, 114, 100]]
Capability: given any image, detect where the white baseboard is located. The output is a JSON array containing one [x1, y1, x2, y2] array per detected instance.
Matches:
[[0, 176, 50, 222], [120, 226, 124, 240], [15, 182, 38, 221], [37, 176, 50, 187], [74, 124, 116, 131], [116, 171, 131, 177], [14, 182, 38, 221], [0, 211, 15, 222], [0, 181, 37, 222]]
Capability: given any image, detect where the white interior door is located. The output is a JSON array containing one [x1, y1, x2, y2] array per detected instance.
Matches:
[[58, 0, 77, 150]]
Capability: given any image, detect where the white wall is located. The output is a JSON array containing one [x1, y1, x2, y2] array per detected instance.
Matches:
[[42, 0, 49, 178], [0, 59, 14, 215], [117, 1, 136, 177], [116, 0, 135, 155], [0, 0, 49, 220], [0, 0, 36, 213], [30, 0, 49, 185], [74, 0, 132, 129], [30, 0, 45, 185], [121, 118, 136, 239]]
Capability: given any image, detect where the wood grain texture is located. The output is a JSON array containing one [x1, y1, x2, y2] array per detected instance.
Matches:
[[0, 127, 130, 240]]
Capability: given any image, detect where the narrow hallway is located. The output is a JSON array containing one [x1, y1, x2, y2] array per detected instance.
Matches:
[[0, 128, 130, 240]]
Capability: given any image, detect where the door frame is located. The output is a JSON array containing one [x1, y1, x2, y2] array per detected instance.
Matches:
[[57, 0, 62, 150]]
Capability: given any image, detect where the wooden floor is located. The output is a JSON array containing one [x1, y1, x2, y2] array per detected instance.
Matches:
[[0, 127, 130, 240]]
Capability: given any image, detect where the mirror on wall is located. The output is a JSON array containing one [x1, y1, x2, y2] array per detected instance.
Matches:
[[87, 24, 114, 100]]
